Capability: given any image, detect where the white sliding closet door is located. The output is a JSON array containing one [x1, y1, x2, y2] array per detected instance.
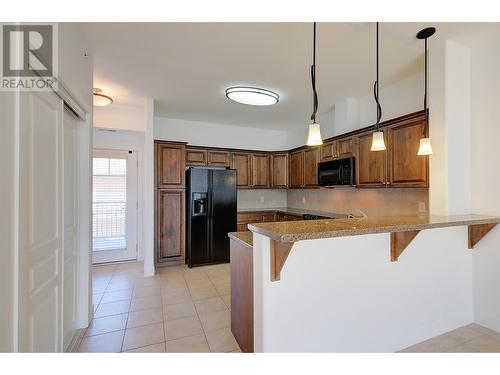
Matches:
[[62, 108, 79, 350], [18, 90, 83, 352], [18, 89, 64, 352]]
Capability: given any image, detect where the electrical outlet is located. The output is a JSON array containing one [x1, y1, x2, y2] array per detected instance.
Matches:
[[302, 196, 306, 205], [260, 196, 265, 203], [418, 202, 426, 213]]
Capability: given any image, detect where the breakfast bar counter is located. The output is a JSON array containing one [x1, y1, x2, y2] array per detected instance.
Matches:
[[246, 213, 500, 352]]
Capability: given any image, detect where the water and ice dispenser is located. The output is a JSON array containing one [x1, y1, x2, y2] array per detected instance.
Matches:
[[192, 192, 207, 215]]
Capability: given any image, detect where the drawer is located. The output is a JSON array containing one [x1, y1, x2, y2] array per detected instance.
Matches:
[[237, 212, 265, 223]]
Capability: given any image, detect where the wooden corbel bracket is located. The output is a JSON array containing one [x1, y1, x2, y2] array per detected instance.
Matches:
[[270, 240, 295, 281], [468, 223, 498, 249], [390, 230, 420, 262]]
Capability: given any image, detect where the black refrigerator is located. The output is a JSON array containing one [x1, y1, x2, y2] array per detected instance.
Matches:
[[185, 168, 237, 267]]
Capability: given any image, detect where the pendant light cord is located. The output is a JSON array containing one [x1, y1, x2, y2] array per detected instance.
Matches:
[[424, 37, 428, 129], [374, 22, 382, 132], [311, 22, 318, 123]]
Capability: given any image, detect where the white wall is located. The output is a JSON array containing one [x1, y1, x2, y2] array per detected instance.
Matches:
[[254, 227, 473, 352], [94, 102, 146, 131], [287, 72, 424, 148], [93, 129, 146, 261], [154, 116, 289, 151]]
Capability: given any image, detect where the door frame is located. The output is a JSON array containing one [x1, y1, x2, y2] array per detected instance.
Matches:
[[92, 149, 138, 264]]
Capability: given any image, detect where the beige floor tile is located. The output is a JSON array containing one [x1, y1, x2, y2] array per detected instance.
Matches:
[[85, 314, 128, 337], [101, 289, 133, 304], [133, 285, 162, 299], [165, 316, 203, 340], [210, 276, 230, 288], [221, 294, 231, 310], [78, 330, 124, 353], [214, 282, 230, 295], [122, 322, 165, 351], [189, 285, 219, 301], [194, 296, 227, 315], [446, 334, 500, 352], [186, 278, 212, 289], [199, 309, 230, 332], [467, 323, 498, 335], [92, 293, 103, 305], [94, 300, 131, 318], [183, 268, 208, 281], [164, 301, 197, 321], [130, 295, 162, 312], [205, 327, 240, 352], [127, 307, 163, 328], [106, 281, 134, 292], [166, 333, 210, 353], [205, 267, 228, 279], [162, 290, 192, 305], [124, 342, 166, 353]]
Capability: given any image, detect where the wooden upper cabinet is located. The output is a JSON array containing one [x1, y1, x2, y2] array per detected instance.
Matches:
[[186, 148, 207, 165], [208, 150, 231, 166], [355, 131, 387, 187], [337, 137, 353, 157], [271, 153, 289, 188], [303, 147, 320, 187], [387, 120, 428, 187], [289, 150, 304, 188], [321, 141, 337, 161], [231, 152, 252, 188], [251, 154, 270, 188], [157, 189, 185, 262], [156, 142, 186, 188]]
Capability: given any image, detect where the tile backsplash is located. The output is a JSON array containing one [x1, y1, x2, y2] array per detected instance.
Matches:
[[237, 189, 287, 210], [287, 188, 429, 217]]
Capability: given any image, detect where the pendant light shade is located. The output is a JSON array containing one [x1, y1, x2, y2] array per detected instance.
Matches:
[[371, 22, 386, 152], [306, 22, 323, 146], [417, 27, 436, 156], [370, 131, 386, 151], [307, 123, 323, 146], [417, 137, 433, 155]]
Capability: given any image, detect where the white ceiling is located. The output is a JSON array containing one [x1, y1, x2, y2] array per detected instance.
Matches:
[[81, 22, 496, 130]]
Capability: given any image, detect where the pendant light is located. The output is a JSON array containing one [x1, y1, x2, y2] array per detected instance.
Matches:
[[370, 22, 386, 151], [306, 22, 323, 146], [417, 27, 436, 156]]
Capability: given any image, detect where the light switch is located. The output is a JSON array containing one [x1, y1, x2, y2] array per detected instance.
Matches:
[[418, 202, 426, 213]]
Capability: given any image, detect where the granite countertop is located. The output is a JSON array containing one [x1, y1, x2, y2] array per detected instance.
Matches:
[[248, 214, 500, 243], [228, 231, 253, 247], [237, 207, 352, 219]]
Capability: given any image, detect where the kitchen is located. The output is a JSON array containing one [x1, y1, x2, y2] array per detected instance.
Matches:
[[3, 15, 500, 363]]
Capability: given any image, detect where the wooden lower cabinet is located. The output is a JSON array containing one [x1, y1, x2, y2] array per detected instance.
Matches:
[[230, 237, 253, 352], [157, 189, 185, 263]]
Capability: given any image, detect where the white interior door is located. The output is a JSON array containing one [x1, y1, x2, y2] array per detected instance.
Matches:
[[62, 107, 79, 350], [18, 89, 64, 352], [92, 149, 138, 263]]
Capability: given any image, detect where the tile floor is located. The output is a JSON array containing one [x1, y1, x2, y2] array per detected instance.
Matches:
[[78, 261, 241, 353], [399, 323, 500, 353]]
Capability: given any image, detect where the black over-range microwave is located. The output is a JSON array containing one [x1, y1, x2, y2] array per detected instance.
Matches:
[[318, 157, 355, 186]]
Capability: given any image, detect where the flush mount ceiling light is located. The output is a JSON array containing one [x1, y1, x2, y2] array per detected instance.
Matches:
[[306, 22, 323, 146], [370, 22, 386, 152], [93, 88, 113, 106], [416, 27, 436, 156], [225, 87, 279, 106]]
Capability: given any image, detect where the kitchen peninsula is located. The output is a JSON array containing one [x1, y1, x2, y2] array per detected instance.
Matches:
[[230, 214, 500, 352]]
